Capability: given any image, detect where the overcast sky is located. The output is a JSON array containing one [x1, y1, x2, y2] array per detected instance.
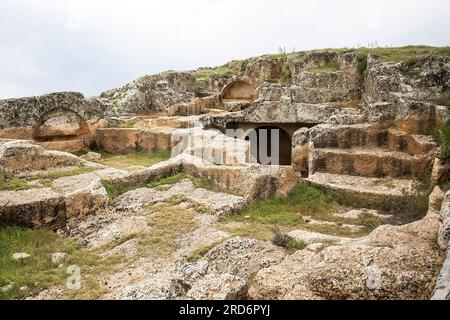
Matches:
[[0, 0, 449, 99]]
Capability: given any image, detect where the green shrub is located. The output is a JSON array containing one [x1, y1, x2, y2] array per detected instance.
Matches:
[[357, 55, 368, 77], [438, 120, 450, 163]]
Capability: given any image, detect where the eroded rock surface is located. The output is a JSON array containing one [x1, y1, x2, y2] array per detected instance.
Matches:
[[248, 210, 442, 300]]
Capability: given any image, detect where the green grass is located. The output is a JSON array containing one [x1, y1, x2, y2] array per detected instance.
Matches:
[[186, 240, 224, 262], [0, 171, 32, 191], [190, 175, 232, 194], [192, 66, 236, 93], [189, 46, 449, 93], [308, 61, 340, 73], [286, 239, 308, 251], [192, 66, 237, 80], [0, 227, 124, 300], [266, 46, 450, 62], [219, 183, 383, 240], [227, 183, 338, 226], [102, 172, 213, 202], [323, 186, 429, 221], [95, 151, 171, 172], [102, 172, 229, 203], [148, 172, 233, 194], [356, 45, 450, 62], [0, 227, 76, 299], [358, 54, 368, 77], [148, 173, 187, 188], [101, 180, 147, 201]]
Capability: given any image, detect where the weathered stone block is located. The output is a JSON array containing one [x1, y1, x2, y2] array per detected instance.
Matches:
[[52, 173, 109, 219], [0, 188, 66, 228], [0, 140, 82, 173]]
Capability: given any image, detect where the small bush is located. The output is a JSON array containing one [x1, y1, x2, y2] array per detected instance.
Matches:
[[270, 225, 307, 251], [270, 225, 292, 247]]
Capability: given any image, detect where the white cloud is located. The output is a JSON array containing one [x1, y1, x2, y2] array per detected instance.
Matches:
[[0, 0, 449, 98]]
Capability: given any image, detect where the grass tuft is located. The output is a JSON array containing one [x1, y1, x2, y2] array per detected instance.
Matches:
[[186, 240, 224, 263], [100, 180, 147, 202], [0, 171, 32, 191], [147, 173, 187, 188]]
